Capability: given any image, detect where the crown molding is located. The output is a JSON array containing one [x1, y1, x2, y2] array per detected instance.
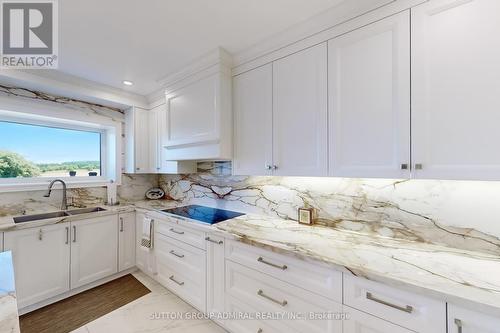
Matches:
[[156, 47, 232, 89], [232, 0, 397, 69]]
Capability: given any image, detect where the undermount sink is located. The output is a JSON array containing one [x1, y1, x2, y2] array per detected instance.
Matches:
[[13, 207, 107, 223], [66, 207, 107, 215], [13, 211, 70, 223]]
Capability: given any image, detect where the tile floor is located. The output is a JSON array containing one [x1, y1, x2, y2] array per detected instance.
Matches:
[[70, 272, 227, 333]]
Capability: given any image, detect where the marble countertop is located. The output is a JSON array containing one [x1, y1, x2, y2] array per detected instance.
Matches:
[[215, 215, 500, 316], [2, 200, 500, 317], [0, 251, 19, 333], [0, 199, 178, 231]]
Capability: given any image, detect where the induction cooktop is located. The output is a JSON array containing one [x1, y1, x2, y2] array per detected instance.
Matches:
[[161, 205, 244, 224]]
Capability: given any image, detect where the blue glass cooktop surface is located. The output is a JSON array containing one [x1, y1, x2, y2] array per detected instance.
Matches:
[[162, 205, 244, 224]]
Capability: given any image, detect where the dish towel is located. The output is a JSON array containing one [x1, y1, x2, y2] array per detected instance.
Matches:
[[141, 217, 153, 249]]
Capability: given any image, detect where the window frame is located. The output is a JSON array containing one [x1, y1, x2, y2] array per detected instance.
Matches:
[[0, 96, 122, 192]]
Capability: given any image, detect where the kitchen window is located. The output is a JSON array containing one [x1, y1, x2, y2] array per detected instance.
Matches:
[[0, 121, 103, 179], [0, 99, 122, 192]]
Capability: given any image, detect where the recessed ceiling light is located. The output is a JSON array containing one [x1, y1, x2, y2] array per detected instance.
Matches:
[[122, 80, 133, 86]]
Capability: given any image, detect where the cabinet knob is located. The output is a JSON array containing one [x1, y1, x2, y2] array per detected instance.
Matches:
[[401, 164, 408, 170], [136, 167, 140, 171], [265, 164, 272, 170], [415, 164, 423, 170], [272, 165, 278, 170]]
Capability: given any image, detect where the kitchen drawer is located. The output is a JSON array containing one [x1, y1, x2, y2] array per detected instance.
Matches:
[[225, 239, 342, 302], [156, 234, 206, 311], [155, 233, 206, 276], [448, 304, 500, 333], [226, 260, 343, 333], [343, 275, 446, 333], [343, 306, 414, 333], [156, 218, 206, 250], [225, 294, 293, 333]]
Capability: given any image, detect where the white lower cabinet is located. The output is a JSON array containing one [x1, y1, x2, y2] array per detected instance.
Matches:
[[343, 274, 446, 333], [135, 211, 156, 277], [206, 233, 225, 325], [155, 230, 206, 311], [70, 215, 118, 289], [226, 260, 342, 333], [4, 223, 71, 308], [343, 306, 413, 333], [448, 304, 500, 333], [225, 294, 286, 333], [118, 212, 136, 271]]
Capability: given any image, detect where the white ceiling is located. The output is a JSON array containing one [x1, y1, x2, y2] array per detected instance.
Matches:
[[28, 0, 345, 96]]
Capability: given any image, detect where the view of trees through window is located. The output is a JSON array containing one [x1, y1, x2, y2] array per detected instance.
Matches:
[[0, 121, 101, 178]]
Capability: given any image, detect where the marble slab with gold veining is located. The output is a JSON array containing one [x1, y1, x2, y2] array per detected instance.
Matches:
[[215, 214, 500, 316]]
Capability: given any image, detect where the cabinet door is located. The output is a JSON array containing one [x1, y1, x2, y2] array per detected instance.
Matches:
[[206, 233, 225, 324], [412, 0, 500, 180], [70, 215, 118, 289], [328, 11, 410, 179], [164, 74, 220, 148], [135, 212, 156, 276], [4, 224, 70, 308], [343, 306, 413, 333], [273, 43, 328, 176], [134, 107, 151, 173], [119, 212, 136, 271], [448, 304, 500, 333], [149, 106, 161, 173], [233, 64, 273, 176]]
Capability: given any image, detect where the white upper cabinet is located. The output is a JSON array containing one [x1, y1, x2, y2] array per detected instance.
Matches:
[[448, 304, 500, 333], [273, 43, 328, 176], [412, 0, 500, 180], [233, 64, 273, 176], [163, 48, 233, 161], [125, 107, 150, 174], [165, 75, 220, 147], [328, 11, 411, 179], [149, 105, 161, 173]]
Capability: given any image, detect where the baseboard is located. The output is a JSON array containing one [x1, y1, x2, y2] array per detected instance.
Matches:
[[19, 267, 139, 315]]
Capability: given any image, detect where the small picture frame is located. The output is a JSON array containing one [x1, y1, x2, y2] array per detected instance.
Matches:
[[298, 208, 314, 225]]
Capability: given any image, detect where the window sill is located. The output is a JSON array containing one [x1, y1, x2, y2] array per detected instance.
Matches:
[[0, 179, 113, 193]]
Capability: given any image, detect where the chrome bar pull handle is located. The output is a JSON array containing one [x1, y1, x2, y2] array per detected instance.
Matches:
[[257, 289, 287, 307], [169, 250, 185, 258], [454, 319, 463, 333], [65, 227, 69, 244], [169, 275, 184, 286], [169, 228, 184, 235], [205, 237, 223, 245], [366, 292, 413, 313], [257, 257, 287, 270], [73, 226, 77, 243], [38, 229, 43, 241], [120, 217, 124, 232]]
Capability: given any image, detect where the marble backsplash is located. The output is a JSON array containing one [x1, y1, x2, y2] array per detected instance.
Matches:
[[159, 162, 500, 255], [0, 174, 157, 217]]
